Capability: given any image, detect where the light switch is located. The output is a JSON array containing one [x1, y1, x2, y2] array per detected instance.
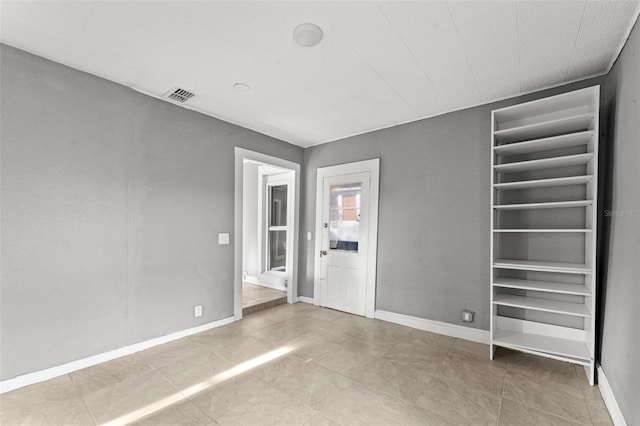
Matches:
[[307, 231, 313, 241], [218, 233, 230, 245]]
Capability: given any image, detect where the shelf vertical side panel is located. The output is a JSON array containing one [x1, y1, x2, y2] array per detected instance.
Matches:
[[490, 109, 497, 360]]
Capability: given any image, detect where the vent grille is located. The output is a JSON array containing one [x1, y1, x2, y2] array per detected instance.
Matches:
[[164, 87, 195, 103]]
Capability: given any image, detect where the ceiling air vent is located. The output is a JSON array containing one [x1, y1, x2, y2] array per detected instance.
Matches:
[[164, 87, 195, 103]]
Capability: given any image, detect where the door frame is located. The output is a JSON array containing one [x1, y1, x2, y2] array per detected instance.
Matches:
[[234, 147, 300, 320], [313, 158, 380, 318]]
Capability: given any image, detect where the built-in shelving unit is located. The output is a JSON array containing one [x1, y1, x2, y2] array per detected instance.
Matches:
[[490, 86, 599, 385]]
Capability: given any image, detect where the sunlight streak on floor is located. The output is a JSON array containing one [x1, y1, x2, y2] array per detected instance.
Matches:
[[101, 346, 294, 426]]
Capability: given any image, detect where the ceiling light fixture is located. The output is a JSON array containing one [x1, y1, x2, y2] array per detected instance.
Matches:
[[233, 83, 250, 92], [293, 23, 323, 47]]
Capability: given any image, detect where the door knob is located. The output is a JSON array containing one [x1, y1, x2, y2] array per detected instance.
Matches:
[[320, 250, 327, 257]]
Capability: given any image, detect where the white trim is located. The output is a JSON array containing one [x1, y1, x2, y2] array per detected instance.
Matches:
[[313, 159, 380, 319], [375, 310, 490, 344], [297, 296, 314, 304], [234, 148, 301, 320], [0, 316, 235, 394], [243, 275, 260, 285], [597, 366, 628, 426]]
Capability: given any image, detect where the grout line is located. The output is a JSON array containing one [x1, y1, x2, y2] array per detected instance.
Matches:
[[68, 373, 99, 426]]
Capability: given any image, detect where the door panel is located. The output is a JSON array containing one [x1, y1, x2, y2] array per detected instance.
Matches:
[[320, 172, 370, 316]]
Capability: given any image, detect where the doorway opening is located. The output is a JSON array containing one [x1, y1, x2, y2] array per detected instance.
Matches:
[[234, 148, 300, 320]]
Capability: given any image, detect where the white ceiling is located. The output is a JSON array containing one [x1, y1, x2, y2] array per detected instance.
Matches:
[[1, 1, 638, 148]]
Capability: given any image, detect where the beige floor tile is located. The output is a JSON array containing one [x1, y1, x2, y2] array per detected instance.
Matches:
[[293, 317, 357, 344], [194, 333, 275, 364], [302, 412, 342, 426], [311, 344, 378, 377], [247, 321, 308, 346], [249, 353, 308, 385], [321, 382, 412, 426], [415, 374, 501, 425], [349, 356, 428, 403], [137, 336, 211, 369], [271, 362, 354, 409], [405, 328, 457, 347], [503, 370, 592, 425], [498, 398, 583, 426], [6, 305, 611, 426], [341, 333, 396, 357], [431, 351, 505, 395], [383, 338, 450, 383], [282, 333, 344, 363], [156, 351, 235, 392], [79, 368, 182, 425], [447, 341, 507, 370], [219, 315, 276, 334], [215, 387, 317, 426], [189, 374, 270, 421], [131, 399, 212, 426], [404, 405, 460, 426], [308, 308, 350, 322], [70, 353, 153, 396], [0, 375, 95, 426], [505, 350, 581, 387]]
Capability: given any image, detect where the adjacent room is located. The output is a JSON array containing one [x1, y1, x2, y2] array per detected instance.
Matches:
[[1, 1, 638, 425]]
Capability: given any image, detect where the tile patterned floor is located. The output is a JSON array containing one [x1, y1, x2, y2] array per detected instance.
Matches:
[[0, 303, 613, 425], [242, 283, 287, 316]]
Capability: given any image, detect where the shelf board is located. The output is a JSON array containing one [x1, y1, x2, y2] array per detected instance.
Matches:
[[494, 259, 591, 274], [493, 113, 595, 144], [493, 131, 595, 156], [493, 175, 593, 190], [493, 200, 592, 210], [493, 329, 591, 363], [494, 153, 594, 173], [493, 87, 598, 124], [493, 229, 592, 233], [493, 278, 591, 296], [493, 294, 589, 317]]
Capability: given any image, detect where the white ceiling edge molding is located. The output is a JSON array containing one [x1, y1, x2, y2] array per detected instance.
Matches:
[[306, 69, 609, 148]]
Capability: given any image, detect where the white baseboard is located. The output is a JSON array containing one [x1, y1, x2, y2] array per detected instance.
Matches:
[[374, 310, 489, 344], [297, 296, 314, 304], [0, 316, 235, 394], [597, 365, 627, 426], [243, 275, 261, 285], [246, 276, 287, 292]]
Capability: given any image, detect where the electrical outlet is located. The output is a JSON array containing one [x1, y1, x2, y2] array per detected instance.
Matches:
[[461, 309, 474, 323], [194, 305, 203, 318]]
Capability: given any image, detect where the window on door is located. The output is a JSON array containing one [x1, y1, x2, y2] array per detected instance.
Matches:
[[329, 183, 361, 252]]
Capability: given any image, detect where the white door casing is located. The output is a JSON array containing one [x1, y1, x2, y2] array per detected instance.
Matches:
[[234, 148, 300, 320], [313, 159, 380, 318]]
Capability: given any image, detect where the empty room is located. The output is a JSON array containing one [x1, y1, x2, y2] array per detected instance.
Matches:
[[1, 1, 639, 425]]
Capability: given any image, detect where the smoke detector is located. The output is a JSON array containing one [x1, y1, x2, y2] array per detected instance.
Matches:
[[163, 86, 196, 103]]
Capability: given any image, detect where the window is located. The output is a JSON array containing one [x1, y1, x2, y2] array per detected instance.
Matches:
[[267, 184, 287, 272], [329, 183, 361, 252]]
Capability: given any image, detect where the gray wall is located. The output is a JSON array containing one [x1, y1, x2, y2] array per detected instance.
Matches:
[[600, 20, 640, 425], [0, 44, 303, 380], [300, 77, 604, 331]]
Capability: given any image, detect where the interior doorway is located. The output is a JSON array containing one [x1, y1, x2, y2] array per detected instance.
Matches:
[[313, 159, 380, 318], [234, 148, 300, 320]]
